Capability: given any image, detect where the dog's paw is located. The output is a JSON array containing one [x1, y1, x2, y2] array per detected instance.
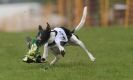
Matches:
[[50, 62, 55, 65], [41, 58, 47, 63], [60, 50, 65, 57], [90, 57, 96, 62]]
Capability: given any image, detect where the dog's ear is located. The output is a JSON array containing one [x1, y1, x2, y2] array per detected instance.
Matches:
[[25, 36, 32, 49], [46, 22, 51, 31], [38, 25, 43, 31]]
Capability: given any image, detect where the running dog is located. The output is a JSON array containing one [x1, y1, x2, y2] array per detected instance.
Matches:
[[35, 6, 95, 65]]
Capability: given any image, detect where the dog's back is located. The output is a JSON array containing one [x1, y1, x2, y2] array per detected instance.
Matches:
[[60, 27, 72, 39]]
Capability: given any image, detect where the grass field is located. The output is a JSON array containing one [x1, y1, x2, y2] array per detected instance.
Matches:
[[0, 27, 133, 80]]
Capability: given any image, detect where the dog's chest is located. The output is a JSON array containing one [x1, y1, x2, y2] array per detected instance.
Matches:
[[48, 32, 56, 44]]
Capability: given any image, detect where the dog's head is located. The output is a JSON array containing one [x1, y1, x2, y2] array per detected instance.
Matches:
[[36, 23, 51, 45]]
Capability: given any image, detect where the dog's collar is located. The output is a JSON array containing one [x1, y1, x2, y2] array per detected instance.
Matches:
[[51, 30, 57, 36]]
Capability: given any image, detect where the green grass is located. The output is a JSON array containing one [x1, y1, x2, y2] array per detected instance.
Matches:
[[0, 27, 133, 80]]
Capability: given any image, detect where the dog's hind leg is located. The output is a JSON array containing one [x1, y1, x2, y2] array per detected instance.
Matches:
[[70, 34, 96, 62]]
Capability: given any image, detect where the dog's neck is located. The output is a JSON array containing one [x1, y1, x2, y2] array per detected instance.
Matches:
[[48, 30, 56, 44]]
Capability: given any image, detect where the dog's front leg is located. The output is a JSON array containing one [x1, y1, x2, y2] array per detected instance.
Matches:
[[58, 44, 65, 57], [42, 43, 48, 62], [50, 55, 60, 65]]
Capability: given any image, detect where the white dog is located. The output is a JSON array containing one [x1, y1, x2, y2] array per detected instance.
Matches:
[[35, 6, 95, 65]]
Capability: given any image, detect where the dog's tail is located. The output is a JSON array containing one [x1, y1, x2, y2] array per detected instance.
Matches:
[[71, 6, 87, 33]]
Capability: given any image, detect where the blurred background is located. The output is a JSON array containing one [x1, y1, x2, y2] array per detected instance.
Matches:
[[0, 0, 132, 32]]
